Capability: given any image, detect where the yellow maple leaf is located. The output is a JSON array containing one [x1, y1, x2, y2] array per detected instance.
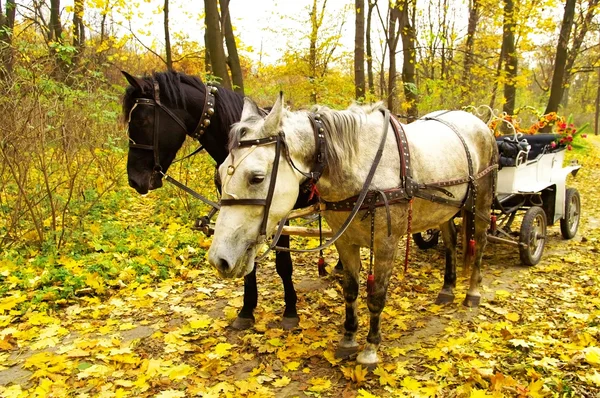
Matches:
[[505, 313, 520, 322], [373, 366, 396, 387], [353, 365, 368, 384], [401, 376, 421, 391], [584, 346, 600, 366], [272, 376, 291, 388], [189, 315, 212, 329], [527, 379, 547, 398], [586, 371, 600, 386], [213, 342, 233, 358], [357, 388, 378, 398], [154, 390, 186, 398], [163, 363, 194, 380], [283, 361, 301, 372], [308, 377, 331, 392], [425, 348, 446, 360], [469, 388, 493, 397]]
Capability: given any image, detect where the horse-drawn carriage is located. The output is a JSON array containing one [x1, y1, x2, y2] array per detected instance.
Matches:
[[415, 130, 582, 266], [123, 71, 583, 366]]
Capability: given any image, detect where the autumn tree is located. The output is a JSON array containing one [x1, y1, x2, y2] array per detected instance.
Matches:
[[164, 0, 173, 70], [544, 0, 576, 114], [501, 0, 517, 115], [365, 0, 376, 95], [221, 0, 244, 94], [354, 0, 365, 100], [397, 0, 418, 120], [204, 0, 231, 88], [72, 0, 85, 66], [0, 0, 15, 79], [461, 0, 479, 105]]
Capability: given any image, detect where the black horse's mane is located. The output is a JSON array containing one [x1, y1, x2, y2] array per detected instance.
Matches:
[[122, 71, 243, 126]]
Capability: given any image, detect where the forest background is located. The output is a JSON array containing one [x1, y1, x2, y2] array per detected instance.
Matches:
[[1, 0, 600, 396], [0, 0, 599, 319]]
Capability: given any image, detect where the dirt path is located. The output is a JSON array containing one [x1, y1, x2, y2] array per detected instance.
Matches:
[[1, 137, 599, 397]]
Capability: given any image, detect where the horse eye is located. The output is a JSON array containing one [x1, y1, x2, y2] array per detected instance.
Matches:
[[240, 128, 247, 137], [249, 175, 265, 185]]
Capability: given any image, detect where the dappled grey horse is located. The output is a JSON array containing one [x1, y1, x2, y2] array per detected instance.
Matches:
[[208, 94, 497, 365]]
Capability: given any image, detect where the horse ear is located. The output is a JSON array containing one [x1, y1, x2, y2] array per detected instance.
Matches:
[[263, 92, 284, 133], [122, 71, 144, 91], [241, 97, 261, 121]]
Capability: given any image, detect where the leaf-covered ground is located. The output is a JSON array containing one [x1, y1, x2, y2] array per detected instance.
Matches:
[[1, 138, 600, 397]]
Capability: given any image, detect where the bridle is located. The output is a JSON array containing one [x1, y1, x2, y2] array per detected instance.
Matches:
[[127, 78, 220, 210], [219, 113, 328, 239], [128, 79, 217, 173]]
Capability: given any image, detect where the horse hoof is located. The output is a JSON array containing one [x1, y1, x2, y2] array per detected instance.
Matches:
[[435, 292, 455, 305], [356, 350, 379, 368], [335, 345, 359, 359], [231, 316, 255, 330], [462, 294, 481, 308], [334, 262, 344, 274], [281, 316, 299, 330]]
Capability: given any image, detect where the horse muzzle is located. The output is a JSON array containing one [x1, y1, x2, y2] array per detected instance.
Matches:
[[209, 242, 257, 279]]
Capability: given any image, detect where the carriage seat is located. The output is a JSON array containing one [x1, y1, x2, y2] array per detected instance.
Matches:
[[496, 133, 559, 167], [522, 134, 559, 159]]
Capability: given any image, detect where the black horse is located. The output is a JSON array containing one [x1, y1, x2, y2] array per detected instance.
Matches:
[[122, 70, 337, 330]]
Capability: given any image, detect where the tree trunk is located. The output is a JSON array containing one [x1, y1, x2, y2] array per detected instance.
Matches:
[[164, 0, 173, 70], [366, 0, 376, 95], [354, 0, 365, 100], [220, 0, 244, 95], [562, 0, 599, 100], [387, 3, 400, 112], [49, 0, 62, 42], [204, 0, 231, 88], [595, 65, 600, 135], [398, 0, 418, 120], [501, 0, 517, 116], [0, 0, 15, 80], [544, 0, 576, 115], [308, 0, 323, 104], [72, 0, 85, 66], [461, 0, 479, 105]]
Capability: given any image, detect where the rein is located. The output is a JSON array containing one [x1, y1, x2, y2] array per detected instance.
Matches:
[[127, 78, 220, 210]]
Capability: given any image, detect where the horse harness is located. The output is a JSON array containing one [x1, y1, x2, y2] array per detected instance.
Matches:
[[219, 113, 328, 238], [127, 78, 221, 210], [219, 109, 497, 268]]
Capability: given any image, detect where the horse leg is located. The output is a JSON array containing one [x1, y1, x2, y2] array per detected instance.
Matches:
[[275, 234, 299, 330], [357, 243, 396, 367], [232, 264, 257, 330], [335, 242, 361, 359], [463, 175, 495, 307], [436, 219, 457, 304]]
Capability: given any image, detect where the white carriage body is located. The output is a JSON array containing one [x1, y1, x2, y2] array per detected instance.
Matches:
[[496, 148, 580, 224]]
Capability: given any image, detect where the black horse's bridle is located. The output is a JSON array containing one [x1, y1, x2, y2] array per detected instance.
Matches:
[[128, 79, 217, 173], [127, 78, 221, 210]]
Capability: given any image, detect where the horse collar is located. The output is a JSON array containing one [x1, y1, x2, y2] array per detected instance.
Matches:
[[191, 84, 218, 140], [304, 113, 328, 190]]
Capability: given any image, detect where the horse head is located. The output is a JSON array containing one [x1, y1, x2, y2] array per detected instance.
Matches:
[[208, 94, 309, 278], [122, 70, 238, 194]]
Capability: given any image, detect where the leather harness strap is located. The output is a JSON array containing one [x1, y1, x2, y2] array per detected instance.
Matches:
[[323, 115, 498, 212]]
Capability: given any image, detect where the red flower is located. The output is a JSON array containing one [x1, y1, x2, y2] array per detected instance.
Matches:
[[558, 122, 567, 129], [566, 135, 573, 142], [550, 141, 557, 148], [582, 134, 587, 138], [567, 144, 572, 151]]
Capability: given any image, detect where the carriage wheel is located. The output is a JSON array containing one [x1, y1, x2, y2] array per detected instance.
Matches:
[[413, 230, 440, 250], [519, 206, 547, 266], [560, 188, 580, 240]]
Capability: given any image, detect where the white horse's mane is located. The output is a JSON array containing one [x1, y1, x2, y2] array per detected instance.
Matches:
[[228, 100, 387, 186], [309, 102, 386, 184]]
